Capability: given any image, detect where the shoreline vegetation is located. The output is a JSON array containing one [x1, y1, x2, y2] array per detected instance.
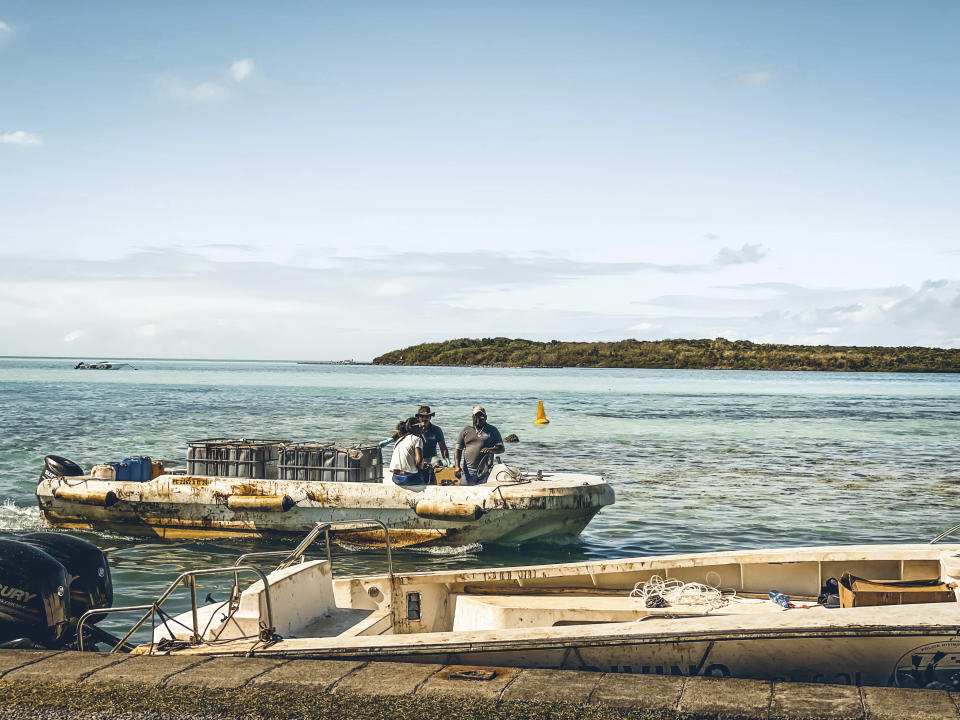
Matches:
[[372, 338, 960, 373]]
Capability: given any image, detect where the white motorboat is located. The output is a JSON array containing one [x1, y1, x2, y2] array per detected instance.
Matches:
[[86, 522, 960, 688], [73, 361, 135, 370]]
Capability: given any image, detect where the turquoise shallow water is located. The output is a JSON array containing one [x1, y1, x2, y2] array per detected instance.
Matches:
[[2, 357, 959, 636]]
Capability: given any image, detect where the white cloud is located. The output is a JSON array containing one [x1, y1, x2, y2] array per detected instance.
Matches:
[[1, 131, 42, 146], [641, 280, 960, 348], [715, 243, 767, 265], [157, 75, 230, 102], [2, 250, 957, 358], [0, 21, 10, 32], [372, 281, 412, 297], [738, 71, 775, 86], [229, 58, 255, 82]]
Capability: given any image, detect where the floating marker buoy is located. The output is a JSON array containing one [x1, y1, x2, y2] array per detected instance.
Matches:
[[535, 400, 550, 425]]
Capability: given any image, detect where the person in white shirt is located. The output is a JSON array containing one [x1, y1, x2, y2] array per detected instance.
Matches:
[[388, 417, 429, 485]]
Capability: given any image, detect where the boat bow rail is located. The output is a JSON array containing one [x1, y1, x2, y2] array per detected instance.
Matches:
[[77, 565, 274, 653], [77, 519, 395, 653], [235, 518, 394, 578]]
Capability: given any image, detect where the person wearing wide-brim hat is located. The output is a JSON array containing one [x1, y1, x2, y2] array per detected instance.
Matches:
[[416, 405, 450, 467]]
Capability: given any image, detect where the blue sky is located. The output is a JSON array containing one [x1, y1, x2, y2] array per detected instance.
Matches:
[[1, 2, 958, 359]]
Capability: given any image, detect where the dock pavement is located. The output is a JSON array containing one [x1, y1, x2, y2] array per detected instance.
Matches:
[[0, 649, 956, 719]]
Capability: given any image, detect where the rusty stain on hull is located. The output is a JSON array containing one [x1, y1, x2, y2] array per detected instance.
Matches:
[[335, 528, 449, 548]]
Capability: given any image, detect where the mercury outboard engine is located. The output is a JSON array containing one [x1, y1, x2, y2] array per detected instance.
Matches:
[[40, 454, 85, 482], [20, 532, 112, 623], [0, 538, 71, 647]]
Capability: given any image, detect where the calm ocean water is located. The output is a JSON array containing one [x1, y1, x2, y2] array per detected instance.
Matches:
[[2, 357, 959, 635]]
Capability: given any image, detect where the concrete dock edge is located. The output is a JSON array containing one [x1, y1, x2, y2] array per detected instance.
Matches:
[[0, 650, 957, 720]]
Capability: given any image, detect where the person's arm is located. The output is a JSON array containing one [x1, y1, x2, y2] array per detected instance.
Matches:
[[413, 436, 425, 468], [437, 427, 449, 460], [454, 429, 466, 477], [482, 426, 505, 455]]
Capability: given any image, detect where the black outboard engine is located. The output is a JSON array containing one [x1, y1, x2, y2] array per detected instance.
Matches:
[[0, 538, 71, 647], [20, 533, 112, 623], [40, 455, 85, 482]]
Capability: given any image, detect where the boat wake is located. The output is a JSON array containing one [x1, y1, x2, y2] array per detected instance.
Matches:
[[332, 538, 483, 556], [407, 542, 483, 556], [0, 498, 45, 532]]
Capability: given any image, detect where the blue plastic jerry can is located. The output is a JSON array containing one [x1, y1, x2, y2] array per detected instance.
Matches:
[[114, 462, 130, 482], [123, 457, 141, 482], [124, 456, 152, 482]]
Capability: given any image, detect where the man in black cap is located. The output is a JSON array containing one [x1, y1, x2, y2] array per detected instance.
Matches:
[[454, 406, 504, 485], [417, 405, 450, 467]]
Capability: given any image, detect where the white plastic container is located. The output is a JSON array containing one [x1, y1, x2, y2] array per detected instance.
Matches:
[[91, 464, 116, 481]]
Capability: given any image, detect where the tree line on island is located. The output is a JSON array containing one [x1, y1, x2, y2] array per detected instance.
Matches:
[[372, 338, 960, 372]]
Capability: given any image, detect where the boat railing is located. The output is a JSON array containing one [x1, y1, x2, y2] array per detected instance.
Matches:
[[930, 523, 960, 544], [77, 520, 394, 654], [235, 518, 394, 579], [76, 565, 273, 654]]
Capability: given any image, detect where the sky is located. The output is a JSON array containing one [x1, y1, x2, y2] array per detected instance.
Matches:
[[1, 1, 958, 360]]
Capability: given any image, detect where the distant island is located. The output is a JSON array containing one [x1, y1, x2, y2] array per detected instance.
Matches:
[[373, 338, 960, 372]]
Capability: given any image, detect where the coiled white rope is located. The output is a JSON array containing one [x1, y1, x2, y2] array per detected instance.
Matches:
[[629, 575, 732, 611]]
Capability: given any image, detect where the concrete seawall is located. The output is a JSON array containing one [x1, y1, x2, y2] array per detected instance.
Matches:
[[1, 650, 958, 719]]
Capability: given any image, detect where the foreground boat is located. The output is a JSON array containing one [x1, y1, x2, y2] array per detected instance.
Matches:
[[35, 454, 614, 546], [84, 522, 960, 688]]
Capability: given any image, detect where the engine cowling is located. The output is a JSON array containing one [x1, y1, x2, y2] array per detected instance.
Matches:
[[20, 532, 112, 623], [0, 538, 71, 647], [43, 455, 85, 478]]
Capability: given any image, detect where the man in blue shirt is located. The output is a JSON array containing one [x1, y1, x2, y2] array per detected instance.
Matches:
[[454, 406, 505, 485], [417, 405, 449, 466]]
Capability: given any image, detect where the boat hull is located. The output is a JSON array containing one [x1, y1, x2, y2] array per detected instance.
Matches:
[[142, 542, 960, 688], [218, 626, 960, 688], [36, 470, 614, 545]]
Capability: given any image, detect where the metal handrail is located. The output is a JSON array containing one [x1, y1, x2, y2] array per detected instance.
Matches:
[[77, 565, 273, 653], [235, 518, 394, 579], [77, 604, 155, 652], [78, 520, 395, 653], [234, 550, 294, 565], [930, 523, 960, 544]]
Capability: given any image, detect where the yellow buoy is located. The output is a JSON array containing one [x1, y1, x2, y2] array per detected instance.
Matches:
[[535, 400, 550, 425]]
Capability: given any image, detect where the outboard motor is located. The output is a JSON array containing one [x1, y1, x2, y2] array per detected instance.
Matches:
[[40, 455, 85, 483], [0, 538, 71, 647], [20, 532, 112, 622]]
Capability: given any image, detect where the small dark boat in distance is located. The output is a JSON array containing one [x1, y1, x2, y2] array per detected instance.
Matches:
[[74, 361, 136, 370]]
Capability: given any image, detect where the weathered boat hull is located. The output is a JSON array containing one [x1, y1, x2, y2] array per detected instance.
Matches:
[[36, 470, 614, 545], [142, 542, 960, 687], [213, 623, 960, 688]]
